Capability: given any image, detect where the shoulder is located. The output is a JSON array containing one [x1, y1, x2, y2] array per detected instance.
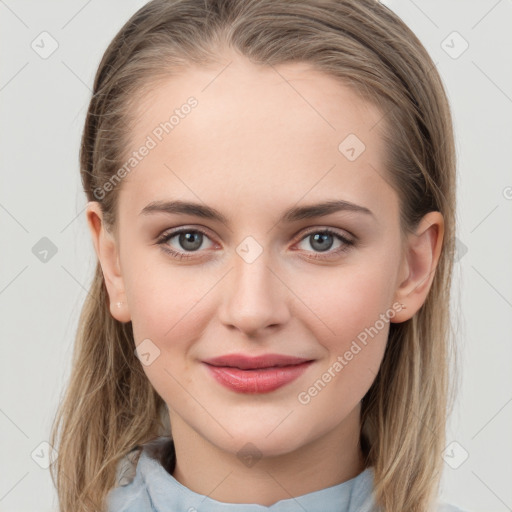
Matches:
[[106, 436, 171, 512], [351, 467, 469, 512]]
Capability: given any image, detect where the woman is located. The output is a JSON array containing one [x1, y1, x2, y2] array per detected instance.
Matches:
[[50, 1, 466, 510]]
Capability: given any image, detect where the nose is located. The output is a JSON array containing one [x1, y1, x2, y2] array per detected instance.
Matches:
[[217, 248, 291, 338]]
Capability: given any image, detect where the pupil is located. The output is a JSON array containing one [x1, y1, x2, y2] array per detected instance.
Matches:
[[312, 233, 333, 252], [180, 232, 202, 251]]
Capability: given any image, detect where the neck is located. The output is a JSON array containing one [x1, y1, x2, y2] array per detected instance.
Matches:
[[169, 404, 365, 506]]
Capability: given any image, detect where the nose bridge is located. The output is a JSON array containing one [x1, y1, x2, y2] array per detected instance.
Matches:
[[218, 237, 289, 335]]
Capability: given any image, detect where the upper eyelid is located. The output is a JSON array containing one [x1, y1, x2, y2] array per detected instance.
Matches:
[[299, 226, 354, 241]]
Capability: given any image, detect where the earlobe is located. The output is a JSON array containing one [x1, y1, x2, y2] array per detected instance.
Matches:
[[85, 201, 131, 323], [391, 211, 444, 323]]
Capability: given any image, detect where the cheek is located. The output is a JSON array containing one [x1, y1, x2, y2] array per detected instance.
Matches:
[[296, 258, 397, 343], [124, 257, 222, 403], [294, 271, 391, 420], [293, 255, 397, 399], [122, 238, 210, 334], [125, 261, 210, 407]]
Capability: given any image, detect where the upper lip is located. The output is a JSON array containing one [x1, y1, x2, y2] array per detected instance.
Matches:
[[203, 353, 313, 370]]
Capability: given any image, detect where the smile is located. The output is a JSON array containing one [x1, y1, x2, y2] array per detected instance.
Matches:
[[202, 355, 314, 393]]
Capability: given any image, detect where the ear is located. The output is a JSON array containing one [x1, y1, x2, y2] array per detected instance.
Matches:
[[86, 201, 131, 323], [391, 211, 444, 323]]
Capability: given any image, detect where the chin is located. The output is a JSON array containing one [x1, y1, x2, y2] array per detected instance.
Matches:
[[207, 425, 308, 461]]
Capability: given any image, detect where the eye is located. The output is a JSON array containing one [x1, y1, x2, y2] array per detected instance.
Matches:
[[295, 228, 355, 260], [156, 226, 355, 262], [156, 227, 215, 260]]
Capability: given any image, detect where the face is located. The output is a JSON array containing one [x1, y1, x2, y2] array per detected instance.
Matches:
[[90, 52, 413, 459]]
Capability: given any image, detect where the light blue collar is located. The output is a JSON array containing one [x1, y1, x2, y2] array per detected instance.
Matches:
[[107, 437, 378, 512]]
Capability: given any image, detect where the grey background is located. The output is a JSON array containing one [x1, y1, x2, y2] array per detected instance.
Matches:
[[1, 0, 511, 510]]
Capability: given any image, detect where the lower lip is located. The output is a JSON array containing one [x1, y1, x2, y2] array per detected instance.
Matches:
[[203, 361, 313, 394]]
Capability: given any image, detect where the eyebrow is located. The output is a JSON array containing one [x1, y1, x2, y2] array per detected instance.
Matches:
[[139, 199, 374, 224]]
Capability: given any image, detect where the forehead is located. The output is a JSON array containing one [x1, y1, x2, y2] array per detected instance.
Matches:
[[118, 54, 398, 224]]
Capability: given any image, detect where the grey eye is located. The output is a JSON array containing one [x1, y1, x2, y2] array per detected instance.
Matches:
[[176, 231, 204, 251], [308, 232, 335, 252]]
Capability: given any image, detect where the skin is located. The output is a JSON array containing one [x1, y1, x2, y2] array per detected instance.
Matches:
[[86, 50, 444, 505]]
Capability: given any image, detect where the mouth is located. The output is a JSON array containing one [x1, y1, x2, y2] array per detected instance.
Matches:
[[202, 353, 315, 393]]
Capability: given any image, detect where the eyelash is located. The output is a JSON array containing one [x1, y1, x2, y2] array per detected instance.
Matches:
[[156, 227, 355, 261]]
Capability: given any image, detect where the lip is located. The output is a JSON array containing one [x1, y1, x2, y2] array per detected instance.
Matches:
[[202, 353, 314, 394]]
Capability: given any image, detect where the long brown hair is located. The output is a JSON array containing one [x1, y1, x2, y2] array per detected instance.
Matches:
[[49, 1, 458, 510]]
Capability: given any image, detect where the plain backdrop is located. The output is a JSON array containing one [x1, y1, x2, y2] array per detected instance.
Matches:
[[1, 1, 511, 511]]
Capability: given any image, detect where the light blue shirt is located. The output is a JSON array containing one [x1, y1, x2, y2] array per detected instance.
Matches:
[[107, 437, 467, 512]]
